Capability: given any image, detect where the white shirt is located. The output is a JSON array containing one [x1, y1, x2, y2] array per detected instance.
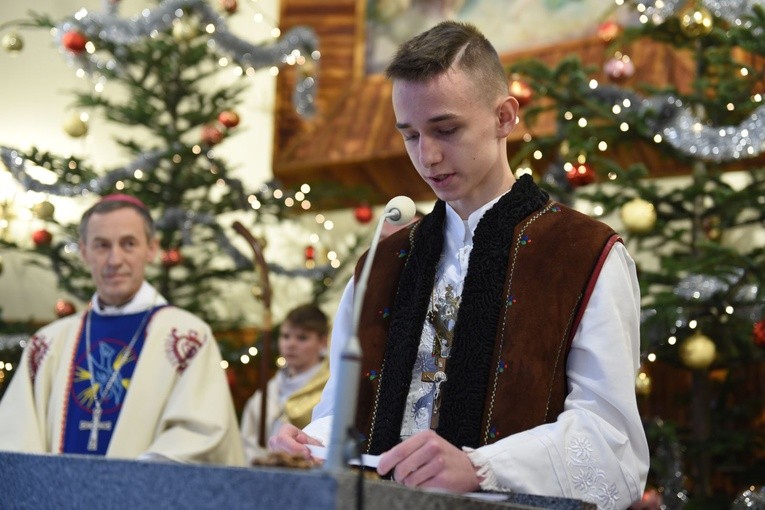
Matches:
[[308, 200, 649, 509], [91, 281, 167, 316]]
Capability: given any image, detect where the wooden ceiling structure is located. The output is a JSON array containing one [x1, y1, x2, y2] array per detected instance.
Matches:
[[270, 1, 748, 209]]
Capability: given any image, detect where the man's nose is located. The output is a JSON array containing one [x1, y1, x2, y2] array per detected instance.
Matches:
[[107, 247, 124, 264], [419, 136, 442, 168]]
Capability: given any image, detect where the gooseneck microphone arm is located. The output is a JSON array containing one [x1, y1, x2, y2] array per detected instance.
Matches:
[[323, 196, 416, 473]]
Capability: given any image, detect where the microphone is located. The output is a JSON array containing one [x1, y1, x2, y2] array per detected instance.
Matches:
[[323, 196, 416, 473], [383, 195, 417, 226]]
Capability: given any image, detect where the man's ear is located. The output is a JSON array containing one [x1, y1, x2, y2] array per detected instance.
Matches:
[[497, 95, 519, 138], [79, 240, 88, 263], [146, 237, 159, 262]]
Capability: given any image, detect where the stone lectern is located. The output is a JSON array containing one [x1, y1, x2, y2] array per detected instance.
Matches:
[[0, 451, 596, 509]]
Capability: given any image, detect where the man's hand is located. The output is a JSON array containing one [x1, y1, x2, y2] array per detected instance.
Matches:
[[376, 430, 480, 493], [268, 423, 324, 461]]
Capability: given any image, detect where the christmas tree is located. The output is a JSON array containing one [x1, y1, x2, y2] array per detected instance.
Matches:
[[2, 0, 323, 321], [0, 0, 347, 402], [509, 1, 765, 508]]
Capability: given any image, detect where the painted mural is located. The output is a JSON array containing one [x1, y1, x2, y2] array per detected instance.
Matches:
[[366, 0, 618, 73]]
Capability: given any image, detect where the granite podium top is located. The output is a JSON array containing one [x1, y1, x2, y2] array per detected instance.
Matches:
[[0, 451, 595, 510]]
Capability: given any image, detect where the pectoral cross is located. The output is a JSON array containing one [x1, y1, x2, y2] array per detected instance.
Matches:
[[79, 402, 112, 451], [421, 285, 459, 429]]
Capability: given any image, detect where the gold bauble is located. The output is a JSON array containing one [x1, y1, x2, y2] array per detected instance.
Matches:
[[63, 112, 88, 138], [620, 197, 657, 234], [33, 200, 55, 220], [172, 19, 198, 43], [679, 332, 716, 370], [679, 5, 714, 38], [702, 215, 722, 242], [2, 32, 24, 54], [635, 371, 652, 396]]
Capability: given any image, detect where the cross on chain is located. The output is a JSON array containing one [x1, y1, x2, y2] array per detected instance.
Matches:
[[421, 285, 460, 429], [79, 402, 112, 451]]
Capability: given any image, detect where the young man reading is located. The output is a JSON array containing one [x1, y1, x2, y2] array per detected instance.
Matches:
[[270, 21, 649, 509]]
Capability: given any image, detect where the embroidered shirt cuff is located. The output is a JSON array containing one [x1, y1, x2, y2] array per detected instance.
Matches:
[[463, 447, 503, 492]]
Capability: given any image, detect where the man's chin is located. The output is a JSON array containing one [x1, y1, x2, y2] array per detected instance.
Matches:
[[98, 285, 134, 307]]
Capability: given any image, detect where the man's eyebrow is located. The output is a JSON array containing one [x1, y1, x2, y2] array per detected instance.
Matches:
[[91, 233, 139, 242], [395, 114, 458, 130]]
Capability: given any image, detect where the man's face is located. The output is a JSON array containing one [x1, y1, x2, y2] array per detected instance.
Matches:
[[278, 322, 326, 376], [392, 67, 517, 219], [80, 208, 158, 307]]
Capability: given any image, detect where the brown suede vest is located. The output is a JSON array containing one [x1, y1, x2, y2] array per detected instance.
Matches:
[[352, 176, 619, 454]]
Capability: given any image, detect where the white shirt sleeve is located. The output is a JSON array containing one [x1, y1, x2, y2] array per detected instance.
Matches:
[[466, 242, 649, 509], [310, 277, 354, 423]]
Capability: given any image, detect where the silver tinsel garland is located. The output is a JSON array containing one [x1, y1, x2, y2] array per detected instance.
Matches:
[[56, 0, 318, 117], [1, 145, 338, 277], [151, 209, 338, 277], [156, 207, 252, 269], [672, 270, 763, 319], [1, 144, 340, 279], [147, 207, 340, 277], [588, 84, 765, 163], [45, 207, 338, 284], [0, 334, 26, 352], [634, 0, 765, 26], [621, 2, 765, 162], [0, 146, 170, 197]]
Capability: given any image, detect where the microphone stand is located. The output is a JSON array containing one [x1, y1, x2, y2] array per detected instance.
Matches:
[[323, 197, 415, 473]]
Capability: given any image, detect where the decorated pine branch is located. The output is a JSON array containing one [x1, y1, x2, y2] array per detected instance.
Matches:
[[509, 1, 765, 507]]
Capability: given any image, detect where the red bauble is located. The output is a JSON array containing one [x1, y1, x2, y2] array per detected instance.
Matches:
[[753, 320, 765, 348], [62, 31, 88, 55], [354, 203, 373, 224], [509, 77, 533, 108], [54, 299, 76, 318], [219, 0, 238, 14], [32, 229, 53, 247], [629, 487, 663, 510], [161, 248, 183, 268], [201, 124, 223, 145], [304, 245, 315, 261], [226, 368, 237, 387], [604, 55, 635, 82], [218, 110, 240, 128], [597, 20, 623, 43], [566, 163, 596, 188]]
